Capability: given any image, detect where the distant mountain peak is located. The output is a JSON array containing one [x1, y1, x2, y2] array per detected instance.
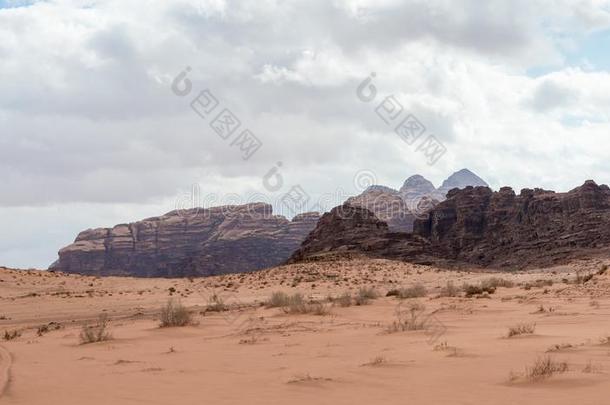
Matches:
[[438, 168, 488, 195]]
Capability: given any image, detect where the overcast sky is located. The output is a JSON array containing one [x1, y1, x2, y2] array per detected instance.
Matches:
[[1, 0, 610, 269]]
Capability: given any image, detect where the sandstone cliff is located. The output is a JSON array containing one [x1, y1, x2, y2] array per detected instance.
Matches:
[[52, 203, 320, 277], [291, 181, 610, 269]]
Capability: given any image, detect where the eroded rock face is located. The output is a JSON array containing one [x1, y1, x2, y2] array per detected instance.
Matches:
[[52, 203, 320, 277], [345, 187, 416, 232], [414, 181, 610, 268], [345, 169, 487, 232], [292, 181, 610, 269]]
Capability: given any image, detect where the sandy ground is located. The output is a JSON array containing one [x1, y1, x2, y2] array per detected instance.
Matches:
[[2, 257, 610, 405]]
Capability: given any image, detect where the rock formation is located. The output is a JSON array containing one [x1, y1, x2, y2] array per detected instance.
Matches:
[[52, 203, 320, 277], [288, 204, 430, 263], [291, 181, 610, 269], [345, 169, 488, 232], [437, 168, 489, 196]]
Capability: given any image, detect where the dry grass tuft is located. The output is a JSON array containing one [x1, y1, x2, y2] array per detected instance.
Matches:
[[507, 323, 536, 338], [270, 292, 331, 315], [387, 302, 427, 332], [266, 291, 290, 308], [525, 356, 568, 381], [395, 283, 428, 299], [334, 292, 353, 307], [3, 329, 21, 341], [439, 281, 461, 297], [159, 299, 193, 328], [80, 314, 112, 344], [355, 287, 378, 306], [361, 356, 387, 367]]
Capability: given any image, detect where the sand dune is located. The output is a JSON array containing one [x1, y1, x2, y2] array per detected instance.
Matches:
[[1, 258, 610, 404]]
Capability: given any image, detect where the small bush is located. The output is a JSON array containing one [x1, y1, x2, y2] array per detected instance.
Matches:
[[396, 283, 427, 299], [481, 277, 514, 289], [525, 356, 568, 381], [507, 322, 536, 338], [206, 293, 227, 312], [598, 264, 608, 275], [276, 293, 330, 315], [36, 322, 61, 337], [387, 302, 427, 332], [267, 291, 290, 308], [80, 314, 112, 344], [462, 283, 495, 297], [159, 299, 193, 328], [334, 292, 353, 307], [439, 281, 461, 297], [355, 287, 378, 306], [3, 329, 20, 341]]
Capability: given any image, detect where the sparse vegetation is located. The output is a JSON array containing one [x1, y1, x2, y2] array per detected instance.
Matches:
[[334, 292, 353, 307], [270, 292, 331, 315], [3, 329, 20, 341], [395, 283, 428, 299], [481, 277, 515, 289], [79, 314, 112, 344], [159, 299, 193, 328], [387, 302, 427, 332], [266, 291, 290, 308], [439, 281, 461, 297], [355, 287, 378, 305], [525, 356, 568, 381], [523, 279, 554, 290], [462, 282, 495, 297], [507, 322, 536, 337], [362, 356, 387, 367], [206, 293, 227, 312], [574, 271, 594, 284], [37, 322, 61, 337]]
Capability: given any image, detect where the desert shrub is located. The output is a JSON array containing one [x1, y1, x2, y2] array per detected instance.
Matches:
[[525, 356, 568, 381], [3, 329, 20, 341], [439, 281, 461, 297], [275, 293, 330, 315], [80, 314, 112, 344], [396, 283, 427, 299], [481, 277, 514, 289], [507, 322, 536, 337], [355, 287, 378, 306], [36, 322, 61, 337], [334, 292, 353, 307], [574, 271, 594, 284], [159, 299, 193, 328], [598, 264, 609, 275], [206, 293, 227, 312], [462, 283, 495, 297], [387, 302, 427, 332], [267, 291, 291, 308]]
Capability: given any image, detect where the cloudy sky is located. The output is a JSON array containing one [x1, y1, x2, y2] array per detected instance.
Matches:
[[1, 0, 610, 269]]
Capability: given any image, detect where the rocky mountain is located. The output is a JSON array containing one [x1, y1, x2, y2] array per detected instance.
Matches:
[[291, 181, 610, 269], [345, 169, 487, 232], [288, 204, 431, 264], [345, 187, 416, 232], [399, 174, 443, 202], [52, 203, 320, 277], [437, 168, 488, 196]]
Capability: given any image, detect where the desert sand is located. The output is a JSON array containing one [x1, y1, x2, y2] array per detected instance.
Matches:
[[2, 257, 610, 404]]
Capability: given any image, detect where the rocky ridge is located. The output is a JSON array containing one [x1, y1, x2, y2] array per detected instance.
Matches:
[[291, 181, 610, 269], [52, 203, 320, 277]]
